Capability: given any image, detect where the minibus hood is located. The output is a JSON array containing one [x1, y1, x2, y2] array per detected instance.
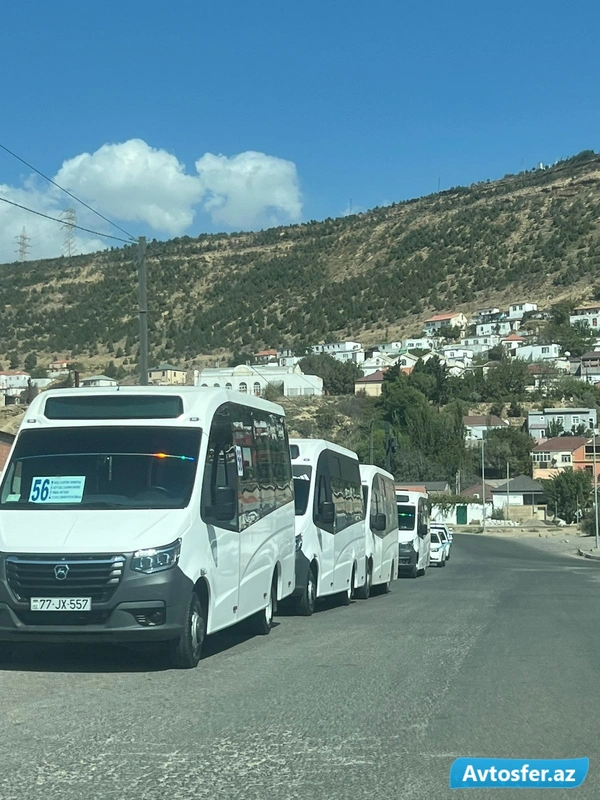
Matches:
[[0, 509, 190, 554], [398, 532, 419, 546]]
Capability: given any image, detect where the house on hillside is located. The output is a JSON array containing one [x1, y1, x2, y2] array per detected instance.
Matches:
[[491, 476, 546, 520], [398, 353, 418, 370], [476, 320, 518, 337], [569, 304, 600, 329], [508, 302, 538, 320], [49, 358, 70, 371], [354, 369, 387, 397], [463, 415, 509, 442], [195, 363, 323, 397], [80, 375, 118, 388], [500, 332, 526, 355], [531, 436, 587, 480], [471, 307, 501, 323], [578, 351, 600, 384], [401, 337, 437, 351], [377, 341, 404, 354], [311, 341, 365, 364], [460, 335, 500, 356], [253, 349, 278, 365], [527, 408, 597, 440], [148, 364, 188, 386], [573, 436, 600, 480], [513, 343, 561, 362], [423, 312, 468, 336], [361, 353, 398, 377]]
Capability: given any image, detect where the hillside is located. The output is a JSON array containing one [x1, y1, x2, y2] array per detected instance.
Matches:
[[2, 149, 600, 370]]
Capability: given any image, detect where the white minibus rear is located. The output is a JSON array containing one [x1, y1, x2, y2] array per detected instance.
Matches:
[[358, 465, 398, 597], [0, 387, 295, 668], [290, 438, 366, 614], [395, 489, 431, 578]]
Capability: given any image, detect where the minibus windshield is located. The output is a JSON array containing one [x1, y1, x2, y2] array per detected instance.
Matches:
[[0, 426, 201, 510], [292, 465, 312, 516], [397, 504, 416, 530]]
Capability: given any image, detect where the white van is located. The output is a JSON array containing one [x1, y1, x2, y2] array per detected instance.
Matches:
[[395, 489, 431, 578], [289, 438, 366, 614], [358, 465, 398, 598], [0, 387, 295, 668]]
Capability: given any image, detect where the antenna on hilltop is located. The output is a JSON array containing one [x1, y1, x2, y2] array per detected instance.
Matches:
[[15, 227, 31, 262], [60, 206, 77, 258]]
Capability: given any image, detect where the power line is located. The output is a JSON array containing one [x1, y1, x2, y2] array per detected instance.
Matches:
[[0, 142, 135, 240], [0, 196, 132, 244]]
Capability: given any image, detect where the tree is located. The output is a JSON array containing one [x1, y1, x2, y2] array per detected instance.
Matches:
[[485, 359, 530, 400], [546, 418, 564, 438], [104, 361, 118, 378], [298, 354, 362, 395], [24, 352, 37, 373], [542, 469, 591, 524], [483, 427, 535, 478], [8, 353, 19, 370]]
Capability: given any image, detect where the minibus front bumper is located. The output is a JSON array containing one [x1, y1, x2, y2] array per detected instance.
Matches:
[[0, 558, 194, 644], [397, 545, 417, 573]]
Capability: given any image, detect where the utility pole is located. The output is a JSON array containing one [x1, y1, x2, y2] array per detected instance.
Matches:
[[14, 227, 31, 262], [369, 419, 375, 465], [506, 462, 510, 522], [481, 437, 486, 533], [60, 207, 77, 258], [385, 421, 391, 473], [593, 430, 599, 549], [137, 236, 148, 386], [455, 469, 461, 495]]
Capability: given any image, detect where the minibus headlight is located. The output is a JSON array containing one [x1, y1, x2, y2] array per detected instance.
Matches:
[[131, 540, 181, 574]]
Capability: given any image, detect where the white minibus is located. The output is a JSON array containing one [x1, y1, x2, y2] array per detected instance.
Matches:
[[289, 438, 366, 614], [395, 488, 431, 578], [358, 465, 398, 598], [0, 387, 295, 668]]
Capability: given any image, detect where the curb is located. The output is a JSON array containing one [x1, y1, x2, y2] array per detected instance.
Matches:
[[578, 549, 600, 561]]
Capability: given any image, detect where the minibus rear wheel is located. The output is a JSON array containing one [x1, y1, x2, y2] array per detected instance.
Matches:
[[168, 591, 206, 669], [249, 574, 277, 634], [295, 564, 317, 616]]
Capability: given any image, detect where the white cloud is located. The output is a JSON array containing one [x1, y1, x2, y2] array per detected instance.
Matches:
[[196, 151, 302, 228], [0, 139, 303, 264], [55, 139, 202, 235]]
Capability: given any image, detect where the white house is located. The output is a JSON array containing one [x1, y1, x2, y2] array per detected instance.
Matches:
[[80, 374, 118, 388], [491, 476, 546, 519], [377, 341, 404, 354], [501, 332, 526, 355], [311, 341, 365, 364], [460, 335, 500, 355], [472, 307, 501, 322], [475, 320, 519, 337], [440, 346, 474, 363], [569, 304, 600, 329], [463, 414, 509, 442], [194, 363, 323, 397], [0, 371, 31, 391], [423, 312, 468, 336], [513, 343, 561, 362], [361, 353, 398, 377], [401, 337, 437, 351], [508, 302, 538, 320], [398, 353, 419, 370]]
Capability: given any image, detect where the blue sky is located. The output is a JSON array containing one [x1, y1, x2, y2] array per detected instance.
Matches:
[[1, 0, 599, 258]]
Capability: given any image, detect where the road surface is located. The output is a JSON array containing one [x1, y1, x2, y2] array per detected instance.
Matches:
[[1, 534, 599, 799]]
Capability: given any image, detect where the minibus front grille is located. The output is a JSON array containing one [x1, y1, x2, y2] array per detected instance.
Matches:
[[5, 555, 126, 603]]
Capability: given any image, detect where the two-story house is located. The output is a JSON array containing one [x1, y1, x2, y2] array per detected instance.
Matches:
[[527, 408, 597, 440], [463, 414, 509, 442], [569, 304, 600, 329], [578, 351, 600, 384], [423, 312, 468, 336], [460, 335, 500, 355], [508, 302, 538, 320], [531, 437, 588, 480], [148, 364, 188, 386], [513, 343, 561, 362], [311, 341, 365, 364]]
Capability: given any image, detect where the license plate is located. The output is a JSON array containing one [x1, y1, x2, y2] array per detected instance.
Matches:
[[30, 597, 92, 611]]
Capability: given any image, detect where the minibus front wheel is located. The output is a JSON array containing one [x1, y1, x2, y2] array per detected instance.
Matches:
[[249, 573, 277, 635], [168, 591, 206, 669]]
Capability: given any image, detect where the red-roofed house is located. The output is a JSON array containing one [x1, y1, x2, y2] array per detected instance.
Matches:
[[531, 436, 588, 480], [463, 414, 509, 442], [501, 332, 526, 356], [253, 349, 278, 365], [423, 312, 468, 335], [354, 369, 388, 397]]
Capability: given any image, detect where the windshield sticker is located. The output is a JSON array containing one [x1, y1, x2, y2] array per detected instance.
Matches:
[[235, 445, 244, 477], [5, 493, 21, 503], [29, 476, 86, 504]]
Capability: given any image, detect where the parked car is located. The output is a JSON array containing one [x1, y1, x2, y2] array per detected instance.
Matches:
[[431, 521, 453, 544], [429, 530, 446, 567]]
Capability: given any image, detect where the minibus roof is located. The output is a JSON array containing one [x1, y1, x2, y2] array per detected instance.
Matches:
[[359, 464, 395, 484], [19, 386, 286, 432], [289, 437, 359, 465]]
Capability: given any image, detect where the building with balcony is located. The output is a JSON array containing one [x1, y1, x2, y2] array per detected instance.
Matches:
[[527, 408, 597, 440], [531, 437, 587, 480]]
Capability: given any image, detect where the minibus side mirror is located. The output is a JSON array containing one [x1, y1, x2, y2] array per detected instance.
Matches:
[[213, 486, 236, 520], [373, 513, 386, 531], [321, 501, 335, 525]]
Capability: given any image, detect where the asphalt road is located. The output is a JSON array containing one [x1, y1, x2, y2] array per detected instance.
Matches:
[[1, 534, 599, 800]]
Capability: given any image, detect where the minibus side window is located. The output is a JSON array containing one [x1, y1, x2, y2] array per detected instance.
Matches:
[[313, 452, 334, 534], [201, 404, 238, 531]]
